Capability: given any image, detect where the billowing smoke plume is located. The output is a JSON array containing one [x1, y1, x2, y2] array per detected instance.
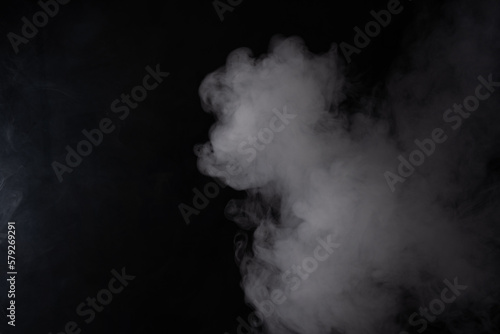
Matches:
[[196, 1, 500, 333]]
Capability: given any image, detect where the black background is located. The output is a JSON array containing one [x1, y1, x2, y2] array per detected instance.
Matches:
[[0, 0, 462, 333]]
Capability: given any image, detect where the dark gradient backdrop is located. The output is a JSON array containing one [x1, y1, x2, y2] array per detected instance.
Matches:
[[0, 1, 498, 334]]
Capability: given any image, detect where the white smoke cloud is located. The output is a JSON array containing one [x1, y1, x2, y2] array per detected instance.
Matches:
[[196, 2, 500, 333]]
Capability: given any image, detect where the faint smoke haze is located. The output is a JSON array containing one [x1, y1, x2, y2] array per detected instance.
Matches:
[[196, 1, 500, 333]]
